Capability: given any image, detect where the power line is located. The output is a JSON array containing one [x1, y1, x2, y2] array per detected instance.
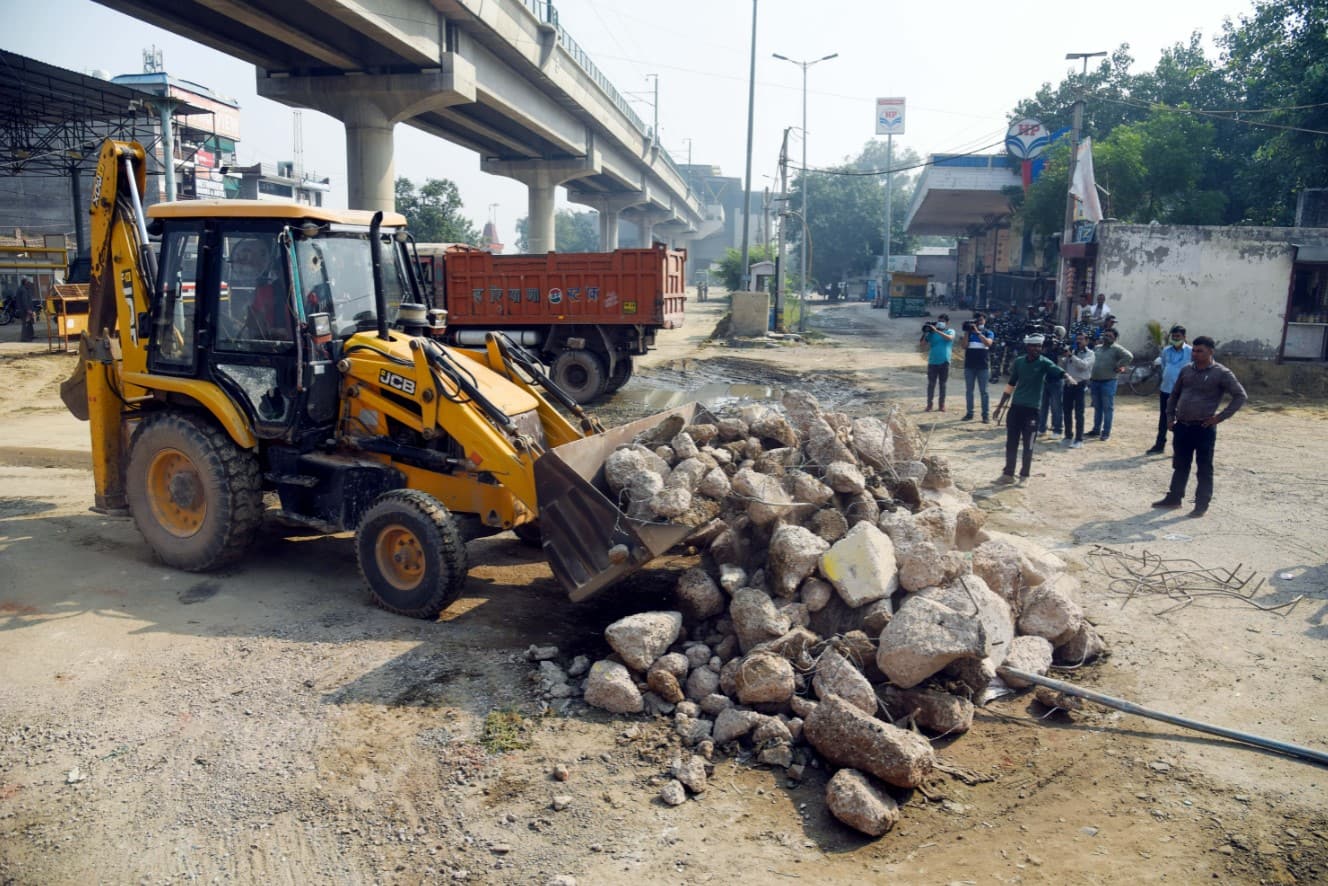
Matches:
[[798, 138, 1008, 178], [1097, 95, 1328, 135]]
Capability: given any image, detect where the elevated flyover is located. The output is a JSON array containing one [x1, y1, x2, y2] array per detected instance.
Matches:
[[94, 0, 705, 251]]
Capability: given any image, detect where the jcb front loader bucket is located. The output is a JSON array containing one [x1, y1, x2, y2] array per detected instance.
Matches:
[[535, 402, 715, 602]]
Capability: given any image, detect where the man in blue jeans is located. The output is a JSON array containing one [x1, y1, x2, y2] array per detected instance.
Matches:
[[1146, 324, 1192, 454], [1087, 328, 1131, 441], [1152, 336, 1246, 517], [962, 312, 994, 423], [922, 314, 956, 412]]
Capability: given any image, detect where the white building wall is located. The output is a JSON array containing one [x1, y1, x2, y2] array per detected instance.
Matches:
[[1094, 224, 1328, 359]]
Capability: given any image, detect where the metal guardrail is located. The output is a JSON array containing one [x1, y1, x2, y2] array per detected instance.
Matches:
[[519, 0, 687, 187]]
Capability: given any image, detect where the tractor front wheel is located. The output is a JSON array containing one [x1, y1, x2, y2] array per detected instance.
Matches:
[[356, 489, 469, 619]]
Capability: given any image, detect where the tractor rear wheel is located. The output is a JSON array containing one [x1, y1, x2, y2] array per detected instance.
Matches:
[[125, 411, 262, 571], [356, 489, 469, 619], [551, 349, 607, 404]]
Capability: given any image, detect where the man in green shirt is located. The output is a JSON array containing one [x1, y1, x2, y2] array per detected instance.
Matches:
[[993, 334, 1077, 484]]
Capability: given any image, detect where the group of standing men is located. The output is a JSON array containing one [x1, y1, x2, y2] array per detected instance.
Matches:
[[921, 298, 1247, 517]]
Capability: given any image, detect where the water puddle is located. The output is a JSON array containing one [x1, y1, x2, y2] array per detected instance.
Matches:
[[607, 382, 782, 413]]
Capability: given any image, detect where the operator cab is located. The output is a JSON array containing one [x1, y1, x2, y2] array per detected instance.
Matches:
[[145, 201, 417, 444]]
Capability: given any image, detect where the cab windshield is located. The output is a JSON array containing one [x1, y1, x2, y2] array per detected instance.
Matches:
[[293, 232, 410, 338]]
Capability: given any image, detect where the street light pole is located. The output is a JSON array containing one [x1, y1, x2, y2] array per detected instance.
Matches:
[[1059, 51, 1106, 308], [738, 0, 758, 292], [773, 51, 838, 328]]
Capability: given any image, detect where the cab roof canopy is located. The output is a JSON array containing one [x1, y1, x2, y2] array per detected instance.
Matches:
[[147, 200, 407, 228]]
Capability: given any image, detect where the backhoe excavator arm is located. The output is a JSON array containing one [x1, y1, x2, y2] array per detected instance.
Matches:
[[59, 140, 156, 513]]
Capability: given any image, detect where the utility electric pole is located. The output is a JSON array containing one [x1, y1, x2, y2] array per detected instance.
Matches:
[[738, 0, 758, 291]]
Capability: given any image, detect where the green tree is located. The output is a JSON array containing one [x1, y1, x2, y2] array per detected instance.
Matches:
[[716, 243, 777, 292], [782, 141, 922, 287], [514, 209, 601, 252], [394, 177, 481, 244]]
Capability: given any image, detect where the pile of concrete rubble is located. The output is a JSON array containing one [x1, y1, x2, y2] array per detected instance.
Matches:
[[529, 390, 1105, 838]]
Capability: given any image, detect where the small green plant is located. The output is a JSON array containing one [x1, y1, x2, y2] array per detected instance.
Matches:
[[481, 709, 530, 753], [1146, 320, 1165, 348]]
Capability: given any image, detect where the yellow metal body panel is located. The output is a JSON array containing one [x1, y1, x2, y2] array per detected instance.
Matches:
[[86, 357, 126, 511], [393, 463, 533, 529], [148, 200, 407, 228], [120, 372, 258, 450]]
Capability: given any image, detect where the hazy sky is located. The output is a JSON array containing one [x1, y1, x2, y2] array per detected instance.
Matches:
[[9, 0, 1259, 248]]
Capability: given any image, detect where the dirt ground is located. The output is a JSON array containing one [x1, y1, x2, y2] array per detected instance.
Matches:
[[1, 298, 1325, 885]]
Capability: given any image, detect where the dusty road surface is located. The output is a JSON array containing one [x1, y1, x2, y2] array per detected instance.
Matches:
[[1, 299, 1326, 884]]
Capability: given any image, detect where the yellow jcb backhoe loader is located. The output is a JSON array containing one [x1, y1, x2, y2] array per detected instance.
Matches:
[[60, 140, 703, 618]]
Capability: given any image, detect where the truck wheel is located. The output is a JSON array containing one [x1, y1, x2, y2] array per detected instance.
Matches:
[[604, 357, 633, 394], [125, 411, 263, 571], [356, 489, 469, 619], [551, 349, 607, 404]]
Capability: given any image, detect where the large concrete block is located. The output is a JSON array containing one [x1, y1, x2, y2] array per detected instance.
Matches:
[[730, 290, 771, 337]]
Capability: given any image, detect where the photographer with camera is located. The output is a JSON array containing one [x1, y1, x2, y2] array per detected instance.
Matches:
[[961, 312, 995, 422], [1037, 325, 1068, 437], [920, 314, 956, 412]]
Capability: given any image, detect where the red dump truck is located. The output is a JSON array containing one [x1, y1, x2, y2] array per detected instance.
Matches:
[[415, 244, 687, 403]]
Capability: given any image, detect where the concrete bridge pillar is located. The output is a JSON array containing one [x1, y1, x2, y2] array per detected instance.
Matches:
[[257, 63, 477, 211], [484, 153, 602, 252], [626, 206, 675, 248], [569, 191, 648, 251]]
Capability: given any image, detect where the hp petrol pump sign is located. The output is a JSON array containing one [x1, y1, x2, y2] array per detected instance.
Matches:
[[1005, 118, 1049, 159], [876, 97, 905, 136]]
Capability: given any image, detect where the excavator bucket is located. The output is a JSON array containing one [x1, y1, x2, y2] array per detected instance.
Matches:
[[535, 402, 715, 602]]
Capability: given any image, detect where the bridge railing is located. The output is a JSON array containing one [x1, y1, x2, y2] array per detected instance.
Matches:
[[521, 0, 687, 190]]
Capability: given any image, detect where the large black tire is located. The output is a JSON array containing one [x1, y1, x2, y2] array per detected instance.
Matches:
[[125, 411, 263, 571], [355, 489, 469, 619], [0, 305, 12, 326], [551, 349, 607, 404], [604, 356, 633, 394]]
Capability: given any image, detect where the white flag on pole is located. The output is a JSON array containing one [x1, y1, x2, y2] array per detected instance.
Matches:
[[1070, 137, 1104, 222]]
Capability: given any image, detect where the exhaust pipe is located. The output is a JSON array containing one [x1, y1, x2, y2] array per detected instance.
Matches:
[[369, 211, 389, 341]]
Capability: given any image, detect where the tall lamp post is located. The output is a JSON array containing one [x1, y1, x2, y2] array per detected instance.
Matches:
[[773, 51, 837, 322], [1060, 51, 1106, 310]]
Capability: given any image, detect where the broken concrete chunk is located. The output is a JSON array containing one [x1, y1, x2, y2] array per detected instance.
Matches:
[[685, 665, 721, 702], [971, 540, 1023, 609], [665, 457, 708, 492], [784, 469, 835, 508], [953, 505, 988, 551], [806, 421, 857, 468], [887, 411, 924, 461], [604, 447, 650, 496], [584, 660, 645, 714], [849, 416, 894, 472], [860, 598, 893, 635], [820, 521, 899, 607], [1017, 583, 1085, 647], [718, 563, 748, 594], [895, 540, 950, 593], [670, 432, 699, 460], [809, 507, 850, 544], [803, 694, 934, 788], [920, 455, 953, 490], [780, 389, 823, 437], [825, 768, 900, 837], [646, 668, 685, 704], [674, 714, 713, 745], [751, 413, 800, 448], [839, 489, 880, 528], [751, 715, 793, 747], [824, 461, 867, 494], [800, 576, 833, 612], [881, 685, 975, 736], [697, 467, 732, 499], [734, 651, 796, 705], [876, 596, 987, 689], [713, 706, 762, 744], [650, 486, 693, 519], [675, 568, 725, 621], [812, 647, 878, 716], [913, 507, 957, 550], [768, 524, 831, 598], [699, 693, 732, 716], [659, 779, 687, 806], [920, 575, 1013, 667], [605, 611, 683, 672], [672, 754, 708, 793], [1002, 636, 1054, 688], [731, 468, 796, 526], [1054, 622, 1106, 665], [729, 589, 791, 652]]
